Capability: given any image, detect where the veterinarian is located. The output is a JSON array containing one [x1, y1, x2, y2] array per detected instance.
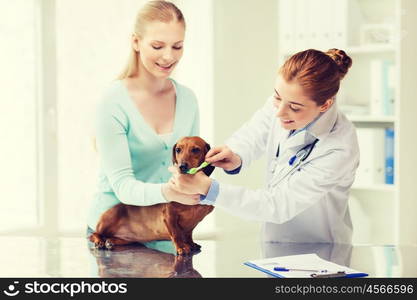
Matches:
[[87, 1, 200, 235], [168, 49, 359, 244]]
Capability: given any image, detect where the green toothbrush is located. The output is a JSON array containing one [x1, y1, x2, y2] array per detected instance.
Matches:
[[187, 161, 210, 174]]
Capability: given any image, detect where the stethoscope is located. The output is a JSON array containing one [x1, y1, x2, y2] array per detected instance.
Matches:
[[269, 138, 319, 186]]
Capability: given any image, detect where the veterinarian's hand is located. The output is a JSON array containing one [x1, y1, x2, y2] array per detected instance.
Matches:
[[161, 183, 200, 205], [168, 166, 212, 196], [205, 145, 242, 171]]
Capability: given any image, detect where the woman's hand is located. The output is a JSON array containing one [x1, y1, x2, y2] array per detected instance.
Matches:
[[168, 166, 212, 195], [161, 183, 200, 205], [205, 145, 242, 171]]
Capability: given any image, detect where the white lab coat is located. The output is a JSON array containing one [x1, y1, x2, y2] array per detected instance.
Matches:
[[215, 96, 359, 244]]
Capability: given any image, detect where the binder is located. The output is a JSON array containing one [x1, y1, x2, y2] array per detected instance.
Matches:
[[370, 59, 396, 116], [355, 128, 385, 185], [385, 128, 394, 184], [244, 253, 368, 278], [309, 0, 332, 50], [383, 62, 395, 116], [370, 59, 384, 116], [294, 0, 310, 50], [278, 0, 296, 54], [330, 0, 348, 48]]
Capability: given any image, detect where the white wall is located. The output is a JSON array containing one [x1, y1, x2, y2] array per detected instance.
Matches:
[[0, 0, 38, 230], [55, 0, 147, 231], [172, 0, 214, 143], [212, 0, 279, 238]]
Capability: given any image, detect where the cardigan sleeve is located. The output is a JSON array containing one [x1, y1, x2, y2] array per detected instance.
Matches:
[[95, 99, 167, 206]]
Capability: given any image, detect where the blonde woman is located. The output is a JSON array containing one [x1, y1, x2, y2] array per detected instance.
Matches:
[[87, 1, 200, 237]]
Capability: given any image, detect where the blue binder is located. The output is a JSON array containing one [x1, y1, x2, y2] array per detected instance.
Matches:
[[385, 128, 394, 184]]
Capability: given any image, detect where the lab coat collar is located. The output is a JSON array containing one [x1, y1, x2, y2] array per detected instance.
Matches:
[[283, 130, 308, 149], [282, 103, 338, 150], [307, 103, 338, 141]]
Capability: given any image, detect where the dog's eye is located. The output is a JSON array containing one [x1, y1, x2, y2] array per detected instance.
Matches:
[[175, 148, 181, 153], [191, 148, 200, 154]]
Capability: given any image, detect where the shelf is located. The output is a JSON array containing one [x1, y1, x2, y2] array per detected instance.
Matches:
[[351, 183, 396, 192], [280, 44, 396, 58], [347, 115, 395, 123], [346, 44, 396, 55]]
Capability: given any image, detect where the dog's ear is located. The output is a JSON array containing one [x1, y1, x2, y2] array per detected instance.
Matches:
[[203, 143, 215, 176], [204, 142, 211, 153], [203, 164, 215, 177], [172, 143, 178, 165]]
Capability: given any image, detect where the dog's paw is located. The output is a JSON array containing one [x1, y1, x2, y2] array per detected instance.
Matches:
[[176, 244, 192, 256], [90, 233, 106, 250], [105, 239, 114, 250], [94, 240, 105, 249]]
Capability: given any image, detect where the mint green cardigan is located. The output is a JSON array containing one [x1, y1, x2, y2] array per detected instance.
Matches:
[[87, 79, 199, 230]]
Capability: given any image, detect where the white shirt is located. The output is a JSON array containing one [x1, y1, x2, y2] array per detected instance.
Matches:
[[215, 96, 359, 244]]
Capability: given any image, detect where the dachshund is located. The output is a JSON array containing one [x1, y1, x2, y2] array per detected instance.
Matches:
[[89, 136, 215, 255]]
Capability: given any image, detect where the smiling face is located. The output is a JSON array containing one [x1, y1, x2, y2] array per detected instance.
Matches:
[[273, 74, 334, 130], [133, 21, 185, 78]]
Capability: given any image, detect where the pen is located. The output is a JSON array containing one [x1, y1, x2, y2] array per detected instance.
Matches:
[[273, 267, 328, 273]]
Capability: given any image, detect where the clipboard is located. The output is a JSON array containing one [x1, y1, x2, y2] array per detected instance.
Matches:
[[244, 253, 368, 278]]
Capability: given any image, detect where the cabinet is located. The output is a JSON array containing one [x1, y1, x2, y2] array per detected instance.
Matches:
[[278, 0, 417, 244]]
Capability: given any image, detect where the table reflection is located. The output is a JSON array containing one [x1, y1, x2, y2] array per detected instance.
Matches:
[[261, 242, 353, 267], [82, 236, 417, 278], [88, 241, 202, 278]]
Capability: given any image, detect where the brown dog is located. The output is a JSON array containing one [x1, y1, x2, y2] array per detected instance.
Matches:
[[89, 136, 215, 255]]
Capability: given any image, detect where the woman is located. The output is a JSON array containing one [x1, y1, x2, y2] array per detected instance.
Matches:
[[87, 1, 199, 234], [169, 49, 359, 244]]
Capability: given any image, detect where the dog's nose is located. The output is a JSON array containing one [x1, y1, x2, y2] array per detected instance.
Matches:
[[179, 163, 189, 174]]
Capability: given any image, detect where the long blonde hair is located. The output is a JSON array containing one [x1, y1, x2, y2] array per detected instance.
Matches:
[[117, 1, 185, 80]]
